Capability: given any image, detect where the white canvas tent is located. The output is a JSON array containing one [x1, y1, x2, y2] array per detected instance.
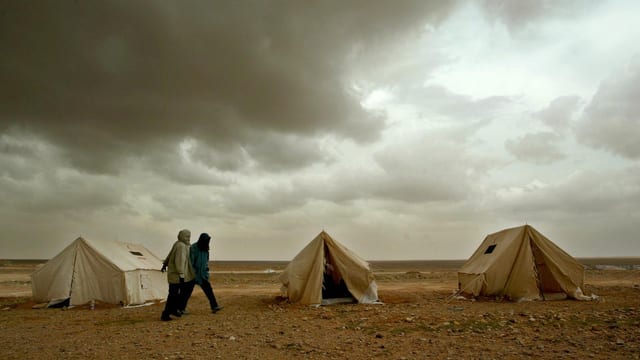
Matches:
[[458, 225, 593, 301], [31, 237, 167, 306], [279, 231, 378, 305]]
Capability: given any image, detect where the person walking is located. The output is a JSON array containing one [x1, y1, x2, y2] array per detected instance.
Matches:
[[190, 233, 223, 313], [160, 229, 196, 321]]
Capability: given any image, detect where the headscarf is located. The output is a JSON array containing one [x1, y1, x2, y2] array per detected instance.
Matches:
[[177, 229, 191, 244], [197, 232, 211, 251]]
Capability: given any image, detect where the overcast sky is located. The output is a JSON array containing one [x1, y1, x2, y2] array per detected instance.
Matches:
[[1, 0, 639, 261]]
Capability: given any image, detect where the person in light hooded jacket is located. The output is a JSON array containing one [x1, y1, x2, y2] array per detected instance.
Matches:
[[187, 233, 223, 313], [160, 229, 195, 321]]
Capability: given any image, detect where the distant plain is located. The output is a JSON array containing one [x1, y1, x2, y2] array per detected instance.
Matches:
[[1, 258, 639, 359]]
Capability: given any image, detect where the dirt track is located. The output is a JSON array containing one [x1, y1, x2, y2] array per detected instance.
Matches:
[[1, 265, 639, 359]]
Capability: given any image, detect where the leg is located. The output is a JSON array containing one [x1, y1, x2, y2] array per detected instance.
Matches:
[[178, 280, 196, 312], [200, 280, 220, 311], [162, 283, 180, 320]]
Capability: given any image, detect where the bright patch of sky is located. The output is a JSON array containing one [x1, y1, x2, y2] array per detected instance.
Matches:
[[350, 1, 640, 258], [426, 1, 640, 105]]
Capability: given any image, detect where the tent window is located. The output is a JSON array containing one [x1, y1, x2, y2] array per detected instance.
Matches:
[[129, 251, 144, 256], [484, 245, 496, 254]]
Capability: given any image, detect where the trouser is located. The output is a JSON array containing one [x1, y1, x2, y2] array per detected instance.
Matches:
[[199, 280, 220, 310], [162, 283, 182, 316], [178, 280, 196, 312]]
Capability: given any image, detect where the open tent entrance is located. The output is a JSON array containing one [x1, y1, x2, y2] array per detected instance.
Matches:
[[321, 243, 355, 305], [279, 231, 379, 305], [531, 241, 566, 300]]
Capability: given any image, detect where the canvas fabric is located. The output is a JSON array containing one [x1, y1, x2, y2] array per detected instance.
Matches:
[[31, 237, 167, 306], [458, 225, 586, 301], [279, 231, 378, 305]]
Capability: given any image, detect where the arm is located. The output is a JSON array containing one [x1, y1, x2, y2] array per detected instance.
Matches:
[[190, 246, 197, 271], [174, 243, 188, 280], [161, 246, 173, 272]]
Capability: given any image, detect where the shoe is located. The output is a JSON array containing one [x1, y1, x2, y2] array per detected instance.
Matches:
[[212, 306, 224, 313], [161, 314, 172, 321], [179, 309, 189, 315], [171, 311, 182, 317]]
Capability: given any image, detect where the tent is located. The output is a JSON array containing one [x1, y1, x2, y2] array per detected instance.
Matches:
[[31, 237, 168, 306], [279, 231, 378, 305], [458, 225, 593, 301]]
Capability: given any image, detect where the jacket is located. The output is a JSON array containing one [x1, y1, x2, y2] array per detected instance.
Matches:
[[165, 232, 195, 284], [190, 243, 210, 285]]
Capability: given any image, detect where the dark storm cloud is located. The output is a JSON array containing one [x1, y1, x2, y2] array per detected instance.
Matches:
[[241, 132, 333, 172], [186, 140, 249, 173], [576, 59, 640, 159], [0, 132, 46, 181], [138, 132, 332, 186], [0, 130, 129, 216], [0, 168, 127, 214], [0, 0, 459, 175]]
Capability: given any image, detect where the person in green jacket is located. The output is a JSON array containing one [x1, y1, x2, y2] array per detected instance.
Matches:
[[189, 233, 223, 313], [160, 229, 196, 321]]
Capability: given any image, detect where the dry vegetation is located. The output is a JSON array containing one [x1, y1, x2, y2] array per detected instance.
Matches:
[[1, 260, 639, 359]]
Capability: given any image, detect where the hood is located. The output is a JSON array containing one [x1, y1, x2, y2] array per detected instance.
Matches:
[[196, 233, 211, 251], [177, 229, 191, 244]]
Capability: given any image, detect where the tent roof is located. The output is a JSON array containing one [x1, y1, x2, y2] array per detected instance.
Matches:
[[458, 225, 527, 274], [76, 237, 163, 271]]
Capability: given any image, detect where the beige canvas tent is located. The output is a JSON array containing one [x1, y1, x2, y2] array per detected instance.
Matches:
[[458, 225, 593, 301], [31, 237, 167, 306], [279, 231, 378, 305]]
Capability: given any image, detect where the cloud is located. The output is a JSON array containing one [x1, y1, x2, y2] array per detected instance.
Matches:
[[479, 0, 594, 31], [315, 123, 493, 205], [533, 95, 581, 134], [188, 122, 495, 217], [403, 85, 514, 121], [0, 0, 460, 176], [0, 167, 127, 215], [1, 1, 638, 260], [489, 165, 640, 257], [505, 131, 565, 164], [480, 0, 549, 29], [371, 126, 482, 203], [575, 58, 640, 159], [0, 132, 52, 182], [241, 132, 334, 172], [495, 166, 640, 217], [504, 95, 583, 165]]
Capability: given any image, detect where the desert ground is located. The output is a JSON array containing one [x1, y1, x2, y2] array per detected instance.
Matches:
[[1, 259, 639, 360]]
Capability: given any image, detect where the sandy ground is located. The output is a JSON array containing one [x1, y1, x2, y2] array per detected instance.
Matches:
[[0, 262, 639, 359]]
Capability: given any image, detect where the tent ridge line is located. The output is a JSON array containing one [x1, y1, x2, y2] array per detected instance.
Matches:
[[68, 238, 81, 301]]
